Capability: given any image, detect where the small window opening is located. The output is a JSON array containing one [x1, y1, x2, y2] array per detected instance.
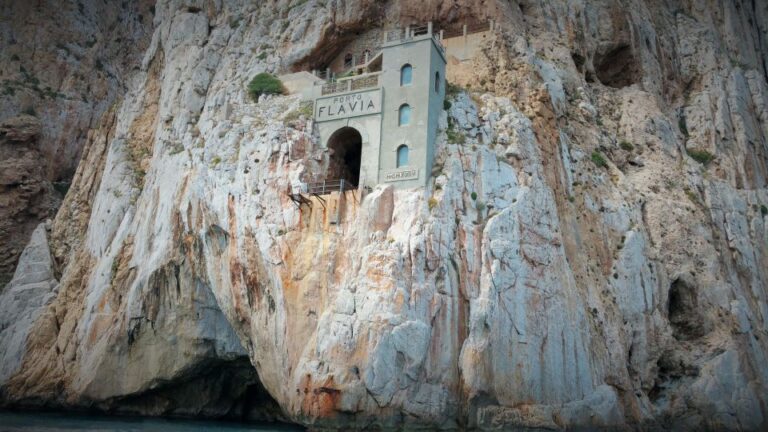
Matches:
[[400, 64, 413, 86], [435, 71, 440, 93], [398, 104, 411, 126], [396, 145, 409, 168]]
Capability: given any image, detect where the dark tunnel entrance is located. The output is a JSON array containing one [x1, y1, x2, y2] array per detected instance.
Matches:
[[327, 127, 362, 187]]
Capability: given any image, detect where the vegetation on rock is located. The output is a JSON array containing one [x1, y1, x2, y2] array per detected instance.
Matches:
[[247, 73, 284, 101]]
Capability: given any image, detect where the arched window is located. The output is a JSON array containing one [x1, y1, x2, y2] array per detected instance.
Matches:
[[435, 71, 440, 93], [400, 64, 413, 86], [398, 104, 411, 126], [397, 145, 409, 168]]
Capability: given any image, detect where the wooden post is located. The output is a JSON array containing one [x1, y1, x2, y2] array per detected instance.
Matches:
[[326, 68, 331, 80], [463, 24, 468, 37], [440, 29, 444, 40]]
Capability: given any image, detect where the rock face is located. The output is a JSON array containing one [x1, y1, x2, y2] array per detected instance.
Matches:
[[0, 0, 154, 284], [1, 0, 768, 430], [0, 115, 56, 286]]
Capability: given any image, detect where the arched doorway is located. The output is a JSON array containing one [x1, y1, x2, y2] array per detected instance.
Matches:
[[327, 127, 362, 187]]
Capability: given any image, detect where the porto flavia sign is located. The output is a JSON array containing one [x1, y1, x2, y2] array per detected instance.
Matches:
[[315, 89, 382, 122]]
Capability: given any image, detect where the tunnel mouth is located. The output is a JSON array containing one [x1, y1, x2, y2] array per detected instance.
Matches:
[[327, 127, 362, 187]]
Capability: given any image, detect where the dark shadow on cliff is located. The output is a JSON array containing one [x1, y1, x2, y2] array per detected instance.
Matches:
[[102, 357, 290, 424]]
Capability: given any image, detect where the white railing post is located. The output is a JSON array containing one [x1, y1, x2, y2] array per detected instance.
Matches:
[[427, 21, 433, 35], [463, 24, 468, 37], [405, 25, 411, 39], [440, 29, 444, 40]]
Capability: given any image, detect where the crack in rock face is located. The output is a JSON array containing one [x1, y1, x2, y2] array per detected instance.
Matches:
[[1, 0, 768, 430]]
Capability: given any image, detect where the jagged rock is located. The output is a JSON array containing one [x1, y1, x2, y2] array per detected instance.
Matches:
[[0, 115, 42, 142], [0, 224, 58, 384], [1, 0, 767, 430]]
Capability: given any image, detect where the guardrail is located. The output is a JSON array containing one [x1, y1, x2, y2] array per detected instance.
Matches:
[[320, 73, 380, 96], [292, 179, 355, 195], [441, 21, 493, 39]]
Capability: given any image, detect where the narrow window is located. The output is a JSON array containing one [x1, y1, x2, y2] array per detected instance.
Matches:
[[398, 104, 411, 126], [397, 145, 409, 168], [400, 64, 413, 86], [435, 71, 440, 93]]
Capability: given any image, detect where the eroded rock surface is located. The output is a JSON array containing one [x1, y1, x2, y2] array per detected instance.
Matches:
[[1, 0, 768, 430]]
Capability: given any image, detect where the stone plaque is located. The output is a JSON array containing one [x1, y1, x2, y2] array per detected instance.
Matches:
[[384, 168, 419, 182], [315, 89, 382, 122]]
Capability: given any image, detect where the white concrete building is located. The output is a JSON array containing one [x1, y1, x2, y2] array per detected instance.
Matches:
[[308, 24, 447, 190]]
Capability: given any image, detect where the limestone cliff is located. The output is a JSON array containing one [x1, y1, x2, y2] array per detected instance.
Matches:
[[0, 0, 154, 284], [1, 0, 768, 430]]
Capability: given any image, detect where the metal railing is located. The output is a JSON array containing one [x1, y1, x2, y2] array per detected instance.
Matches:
[[350, 74, 379, 91], [320, 81, 348, 95], [441, 21, 493, 39], [292, 179, 355, 196], [320, 73, 380, 95], [411, 24, 429, 37]]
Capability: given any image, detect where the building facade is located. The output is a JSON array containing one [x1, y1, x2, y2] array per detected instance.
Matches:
[[310, 24, 447, 190]]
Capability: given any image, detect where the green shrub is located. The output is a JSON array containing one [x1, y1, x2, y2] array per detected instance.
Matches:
[[211, 156, 222, 166], [687, 149, 715, 165], [247, 73, 284, 101], [591, 151, 608, 168], [476, 201, 486, 211], [619, 141, 634, 151], [256, 51, 268, 61], [761, 205, 767, 216], [428, 197, 438, 210], [443, 99, 452, 110], [284, 102, 313, 123], [10, 54, 19, 61], [470, 191, 477, 201], [446, 82, 462, 98], [446, 123, 466, 145], [21, 106, 37, 117]]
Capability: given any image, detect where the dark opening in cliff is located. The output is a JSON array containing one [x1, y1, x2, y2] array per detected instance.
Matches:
[[106, 357, 288, 423], [593, 44, 641, 88], [668, 278, 707, 341], [327, 127, 362, 187]]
